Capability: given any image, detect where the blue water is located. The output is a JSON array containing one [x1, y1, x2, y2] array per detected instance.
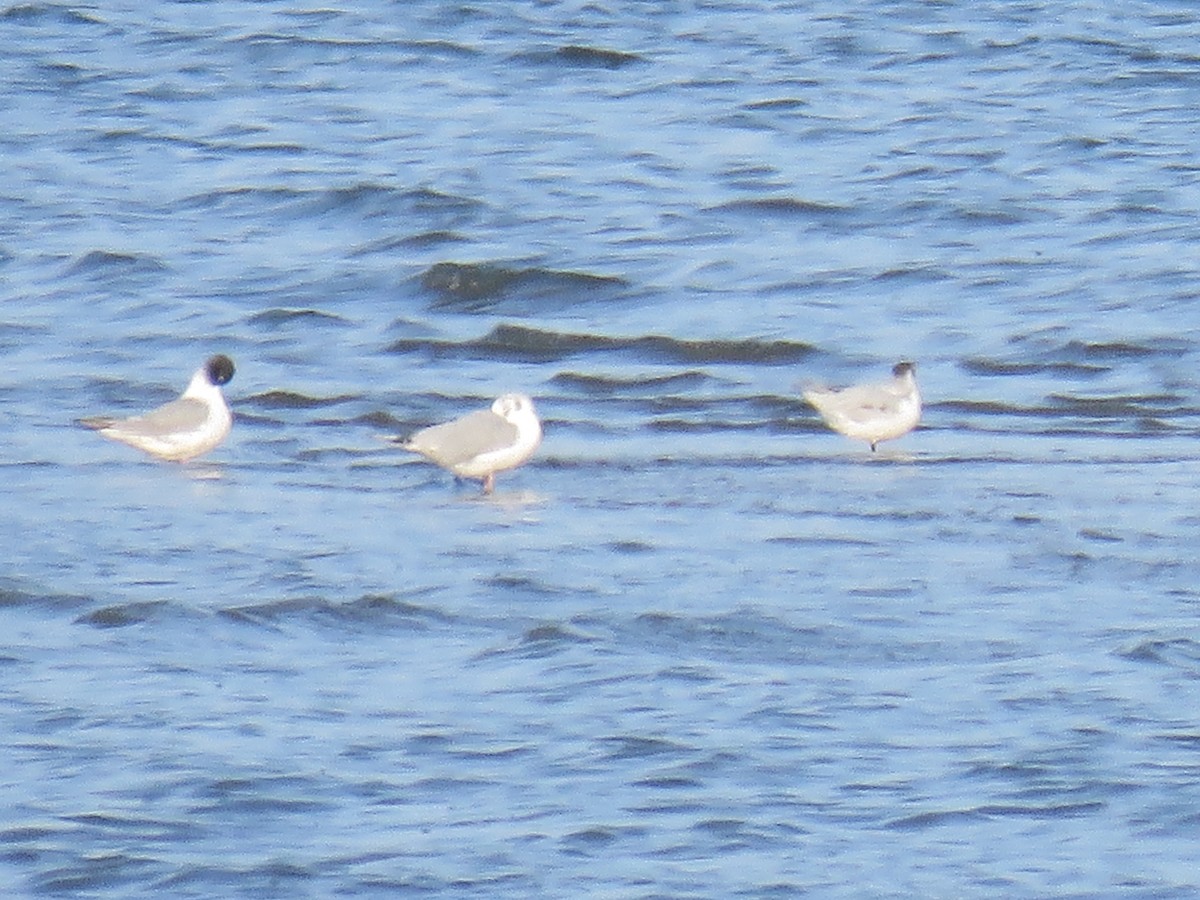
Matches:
[[4, 1, 1200, 896]]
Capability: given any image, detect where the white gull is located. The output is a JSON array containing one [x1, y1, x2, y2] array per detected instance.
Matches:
[[802, 361, 921, 451]]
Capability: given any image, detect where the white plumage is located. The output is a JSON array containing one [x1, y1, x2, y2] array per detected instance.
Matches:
[[803, 361, 921, 451]]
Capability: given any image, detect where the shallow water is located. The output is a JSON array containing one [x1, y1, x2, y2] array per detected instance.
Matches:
[[4, 1, 1200, 897]]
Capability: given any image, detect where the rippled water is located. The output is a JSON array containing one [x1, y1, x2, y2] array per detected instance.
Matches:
[[4, 1, 1200, 896]]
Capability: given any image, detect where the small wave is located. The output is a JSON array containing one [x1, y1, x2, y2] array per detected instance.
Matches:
[[30, 60, 98, 90], [64, 250, 168, 277], [1055, 135, 1108, 152], [873, 265, 952, 283], [402, 187, 484, 215], [562, 826, 621, 849], [226, 140, 305, 155], [311, 183, 442, 217], [349, 232, 470, 258], [32, 852, 163, 895], [484, 622, 601, 659], [626, 610, 823, 666], [706, 197, 852, 218], [220, 593, 451, 631], [420, 261, 629, 310], [387, 323, 816, 366], [176, 184, 481, 226], [962, 337, 1190, 378], [1118, 637, 1200, 675], [1087, 202, 1180, 224], [521, 622, 598, 645], [229, 30, 379, 53], [742, 97, 810, 111], [478, 573, 575, 599], [75, 600, 187, 629], [938, 399, 1045, 417], [599, 735, 692, 760], [515, 45, 643, 69], [551, 370, 712, 394], [241, 390, 360, 410], [887, 801, 1104, 831], [245, 308, 349, 328], [283, 182, 473, 222], [401, 39, 480, 58], [558, 44, 642, 68], [349, 409, 405, 430], [646, 416, 765, 433], [1079, 527, 1122, 543], [873, 164, 939, 183], [196, 775, 330, 814], [607, 539, 655, 554], [938, 395, 1189, 422], [960, 358, 1109, 377], [1061, 339, 1190, 361], [947, 205, 1033, 226], [0, 583, 91, 612], [398, 230, 470, 248], [765, 534, 878, 549], [175, 185, 306, 211], [1, 4, 103, 25], [1046, 393, 1188, 418]]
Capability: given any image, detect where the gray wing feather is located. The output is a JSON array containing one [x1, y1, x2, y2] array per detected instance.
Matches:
[[839, 386, 905, 421], [405, 409, 518, 467], [100, 396, 211, 438], [807, 383, 903, 423]]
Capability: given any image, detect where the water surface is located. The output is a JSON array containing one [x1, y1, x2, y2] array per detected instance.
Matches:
[[3, 1, 1200, 896]]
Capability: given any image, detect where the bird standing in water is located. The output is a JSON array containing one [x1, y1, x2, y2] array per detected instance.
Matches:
[[80, 354, 236, 462], [802, 361, 921, 451], [395, 393, 542, 494]]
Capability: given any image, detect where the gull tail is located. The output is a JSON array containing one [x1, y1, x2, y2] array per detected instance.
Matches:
[[77, 416, 117, 431]]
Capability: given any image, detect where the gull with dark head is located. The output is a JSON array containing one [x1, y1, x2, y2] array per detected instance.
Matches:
[[802, 361, 921, 451], [80, 354, 236, 462], [395, 393, 542, 494]]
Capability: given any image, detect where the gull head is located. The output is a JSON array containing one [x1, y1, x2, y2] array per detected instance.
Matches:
[[491, 392, 537, 425], [892, 360, 916, 379], [205, 354, 236, 387]]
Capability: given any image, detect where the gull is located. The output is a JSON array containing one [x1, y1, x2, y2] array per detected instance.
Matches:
[[395, 393, 542, 494], [802, 361, 921, 451], [79, 354, 236, 462]]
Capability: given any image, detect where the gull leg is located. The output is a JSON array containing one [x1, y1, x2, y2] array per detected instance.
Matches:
[[482, 473, 495, 494]]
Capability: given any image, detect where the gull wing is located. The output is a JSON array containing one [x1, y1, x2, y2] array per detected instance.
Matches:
[[833, 383, 907, 421], [806, 381, 905, 423], [98, 396, 211, 439], [404, 408, 519, 468]]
